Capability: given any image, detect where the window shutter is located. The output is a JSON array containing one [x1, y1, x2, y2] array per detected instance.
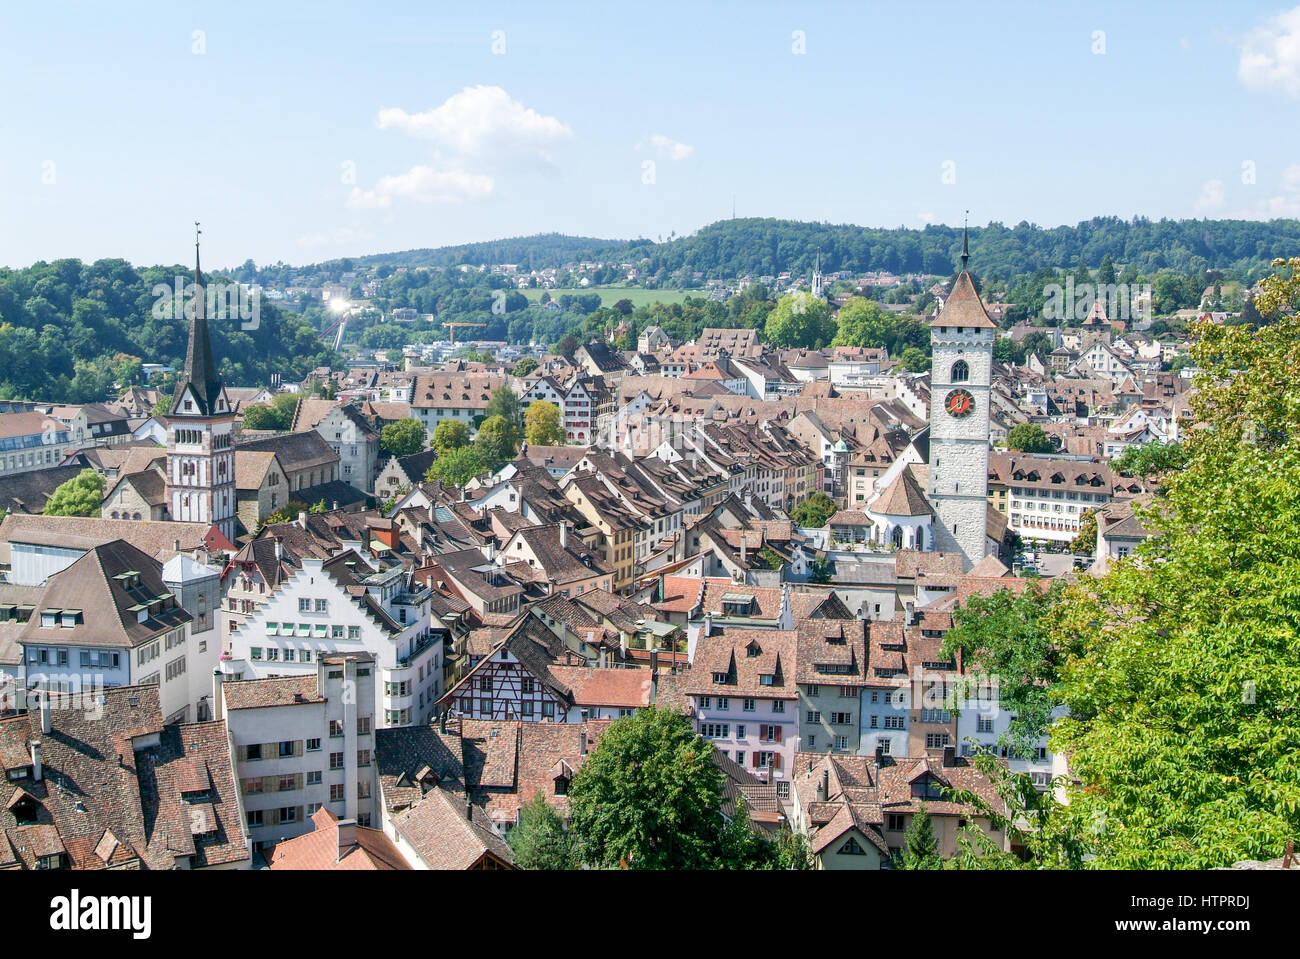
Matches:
[[296, 806, 304, 824], [773, 752, 782, 770], [752, 752, 759, 769], [264, 776, 276, 793], [774, 726, 783, 743], [296, 740, 304, 757], [267, 808, 279, 826], [296, 773, 303, 791], [238, 745, 247, 762]]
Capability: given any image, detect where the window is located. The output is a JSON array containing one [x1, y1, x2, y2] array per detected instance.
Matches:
[[950, 360, 969, 383], [357, 716, 371, 735], [925, 733, 951, 749], [716, 698, 729, 710], [887, 813, 906, 832], [329, 752, 344, 770], [247, 810, 264, 828], [742, 698, 755, 712], [834, 735, 849, 751], [246, 744, 262, 761], [357, 749, 371, 767], [700, 723, 730, 738], [278, 741, 295, 758], [772, 700, 785, 713], [306, 738, 321, 752], [806, 710, 821, 723], [838, 837, 868, 856], [306, 771, 322, 786], [830, 712, 853, 725], [977, 716, 994, 734], [330, 784, 345, 802], [315, 599, 328, 612], [329, 720, 344, 738], [299, 598, 312, 613]]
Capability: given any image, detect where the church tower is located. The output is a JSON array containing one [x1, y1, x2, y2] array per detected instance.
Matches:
[[927, 222, 995, 570], [166, 227, 237, 541], [811, 253, 825, 300]]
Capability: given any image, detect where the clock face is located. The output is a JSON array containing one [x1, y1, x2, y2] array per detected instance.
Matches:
[[945, 388, 975, 419]]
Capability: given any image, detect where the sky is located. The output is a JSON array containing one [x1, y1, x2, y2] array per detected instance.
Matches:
[[4, 0, 1300, 269]]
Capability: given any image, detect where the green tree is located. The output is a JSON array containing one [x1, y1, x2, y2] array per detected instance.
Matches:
[[901, 805, 940, 869], [512, 357, 539, 377], [765, 292, 835, 349], [832, 297, 894, 348], [943, 581, 1069, 758], [484, 384, 523, 429], [474, 414, 518, 471], [432, 419, 471, 456], [524, 400, 565, 446], [1006, 422, 1054, 454], [508, 793, 578, 870], [1069, 509, 1097, 554], [809, 556, 834, 584], [791, 491, 837, 529], [379, 417, 426, 457], [44, 468, 105, 517], [1044, 264, 1300, 866], [898, 346, 931, 373], [567, 707, 729, 870], [1112, 440, 1187, 477], [424, 446, 486, 488]]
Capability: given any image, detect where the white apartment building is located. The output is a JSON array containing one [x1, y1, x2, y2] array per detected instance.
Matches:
[[219, 652, 379, 849], [220, 556, 442, 729]]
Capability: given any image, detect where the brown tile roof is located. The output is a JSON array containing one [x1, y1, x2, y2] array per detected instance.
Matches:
[[871, 468, 932, 517], [17, 540, 192, 650], [269, 806, 410, 870], [685, 628, 799, 699], [222, 675, 325, 711], [548, 666, 654, 709], [932, 272, 997, 329], [794, 619, 869, 685], [389, 786, 515, 869]]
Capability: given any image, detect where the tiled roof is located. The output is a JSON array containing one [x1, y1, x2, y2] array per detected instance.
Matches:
[[389, 786, 515, 870], [269, 806, 409, 870]]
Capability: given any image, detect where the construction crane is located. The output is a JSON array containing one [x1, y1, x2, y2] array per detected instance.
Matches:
[[445, 321, 485, 345]]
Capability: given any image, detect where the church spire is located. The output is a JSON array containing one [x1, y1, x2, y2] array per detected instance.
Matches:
[[169, 223, 225, 417], [960, 210, 970, 273]]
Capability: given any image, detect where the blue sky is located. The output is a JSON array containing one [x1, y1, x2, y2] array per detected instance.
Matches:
[[4, 1, 1300, 268]]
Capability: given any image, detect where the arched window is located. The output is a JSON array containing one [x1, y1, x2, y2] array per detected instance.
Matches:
[[951, 360, 969, 383]]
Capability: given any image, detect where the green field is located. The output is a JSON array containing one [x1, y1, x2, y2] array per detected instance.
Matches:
[[521, 286, 700, 309]]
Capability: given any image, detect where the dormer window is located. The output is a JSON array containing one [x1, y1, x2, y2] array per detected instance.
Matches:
[[712, 672, 729, 685]]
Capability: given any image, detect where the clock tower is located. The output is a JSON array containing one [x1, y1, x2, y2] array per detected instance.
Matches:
[[166, 229, 237, 541], [927, 225, 995, 570]]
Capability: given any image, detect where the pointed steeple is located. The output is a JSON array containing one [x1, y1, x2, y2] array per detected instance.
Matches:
[[169, 223, 226, 416], [960, 210, 970, 273]]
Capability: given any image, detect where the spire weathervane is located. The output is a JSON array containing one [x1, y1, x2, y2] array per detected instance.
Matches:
[[960, 211, 970, 273]]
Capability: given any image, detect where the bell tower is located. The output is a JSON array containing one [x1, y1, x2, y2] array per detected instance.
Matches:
[[927, 219, 995, 570], [166, 224, 237, 541]]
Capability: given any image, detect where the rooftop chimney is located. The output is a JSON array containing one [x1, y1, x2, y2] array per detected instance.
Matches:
[[298, 511, 308, 529], [173, 539, 181, 551], [274, 538, 283, 563], [942, 745, 957, 768], [904, 601, 916, 627], [39, 693, 51, 735], [212, 669, 225, 722], [816, 767, 829, 802], [332, 500, 339, 511], [619, 631, 628, 658], [559, 522, 568, 550], [336, 818, 358, 861], [30, 741, 42, 782], [465, 794, 474, 821]]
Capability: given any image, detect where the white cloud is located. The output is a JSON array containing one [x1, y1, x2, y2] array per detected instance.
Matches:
[[376, 86, 572, 160], [347, 165, 494, 209], [1194, 178, 1226, 215], [644, 134, 694, 161], [1238, 7, 1300, 97], [1260, 163, 1300, 216]]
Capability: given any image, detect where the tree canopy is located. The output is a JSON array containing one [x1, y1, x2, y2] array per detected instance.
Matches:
[[379, 417, 426, 457], [524, 400, 565, 447], [44, 468, 105, 517]]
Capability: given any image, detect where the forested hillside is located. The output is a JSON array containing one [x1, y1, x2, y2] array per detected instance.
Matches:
[[276, 216, 1300, 284], [0, 258, 339, 403]]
